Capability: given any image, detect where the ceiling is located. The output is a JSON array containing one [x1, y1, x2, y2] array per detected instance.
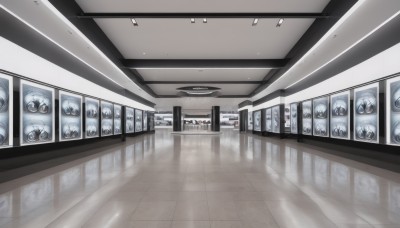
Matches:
[[73, 0, 331, 98]]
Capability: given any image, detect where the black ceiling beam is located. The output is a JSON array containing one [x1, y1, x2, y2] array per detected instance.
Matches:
[[122, 59, 288, 69], [144, 81, 264, 84], [78, 12, 329, 19]]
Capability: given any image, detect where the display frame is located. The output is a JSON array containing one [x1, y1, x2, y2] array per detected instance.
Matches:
[[271, 105, 280, 133], [386, 77, 400, 146], [20, 80, 55, 146], [302, 100, 312, 136], [330, 91, 350, 140], [85, 97, 99, 138], [125, 107, 135, 133], [266, 108, 272, 132], [113, 104, 122, 135], [100, 100, 114, 137], [247, 111, 253, 131], [0, 73, 13, 148], [312, 96, 329, 138], [290, 103, 298, 134], [143, 111, 148, 131], [353, 83, 379, 144], [253, 110, 261, 132], [135, 109, 143, 132], [59, 91, 83, 141]]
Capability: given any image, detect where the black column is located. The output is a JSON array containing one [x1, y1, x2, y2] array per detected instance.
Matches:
[[239, 110, 248, 132], [173, 106, 182, 131], [211, 106, 220, 132]]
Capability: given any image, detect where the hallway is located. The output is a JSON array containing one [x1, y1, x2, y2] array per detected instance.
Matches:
[[0, 129, 399, 228]]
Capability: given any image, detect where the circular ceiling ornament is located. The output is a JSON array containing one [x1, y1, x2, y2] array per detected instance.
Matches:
[[176, 86, 221, 97]]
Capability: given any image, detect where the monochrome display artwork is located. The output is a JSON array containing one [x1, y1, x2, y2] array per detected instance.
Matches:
[[101, 101, 113, 136], [135, 109, 143, 132], [21, 80, 54, 145], [59, 91, 82, 141], [149, 112, 155, 131], [330, 91, 350, 140], [313, 97, 329, 137], [0, 74, 12, 147], [302, 100, 312, 135], [125, 107, 134, 133], [290, 103, 298, 134], [248, 111, 253, 131], [253, 110, 261, 131], [143, 111, 148, 131], [114, 104, 122, 135], [284, 104, 290, 128], [266, 108, 272, 132], [387, 77, 400, 145], [272, 106, 280, 133], [354, 83, 379, 143], [85, 97, 99, 138]]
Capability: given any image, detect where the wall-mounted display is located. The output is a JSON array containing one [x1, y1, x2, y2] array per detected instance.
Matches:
[[266, 108, 272, 132], [20, 80, 55, 145], [85, 97, 99, 138], [354, 83, 379, 143], [284, 104, 290, 128], [331, 91, 350, 140], [272, 106, 280, 133], [313, 96, 329, 137], [386, 77, 400, 145], [149, 112, 155, 131], [290, 103, 298, 134], [143, 111, 148, 131], [302, 100, 312, 135], [114, 104, 122, 135], [248, 111, 253, 131], [125, 107, 134, 133], [135, 109, 143, 132], [59, 91, 82, 141], [101, 101, 113, 136], [0, 73, 12, 147], [253, 110, 261, 131]]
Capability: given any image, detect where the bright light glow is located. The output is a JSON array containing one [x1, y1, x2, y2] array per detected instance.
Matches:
[[203, 18, 207, 23], [252, 18, 259, 26], [186, 91, 214, 95], [131, 18, 138, 26], [191, 18, 195, 23], [134, 67, 275, 70], [276, 18, 284, 27], [285, 9, 400, 89]]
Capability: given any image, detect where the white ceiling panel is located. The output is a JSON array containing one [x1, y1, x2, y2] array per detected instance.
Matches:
[[76, 0, 330, 13], [93, 18, 315, 59], [148, 84, 257, 95], [138, 69, 270, 81]]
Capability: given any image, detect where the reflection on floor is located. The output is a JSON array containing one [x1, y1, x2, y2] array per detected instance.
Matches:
[[0, 129, 399, 228]]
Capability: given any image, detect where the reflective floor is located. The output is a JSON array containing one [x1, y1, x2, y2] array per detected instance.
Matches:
[[0, 129, 400, 228]]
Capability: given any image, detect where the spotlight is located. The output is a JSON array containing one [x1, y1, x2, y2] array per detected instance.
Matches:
[[191, 18, 195, 23], [203, 18, 207, 23], [276, 18, 284, 27], [252, 18, 258, 26], [131, 18, 138, 26]]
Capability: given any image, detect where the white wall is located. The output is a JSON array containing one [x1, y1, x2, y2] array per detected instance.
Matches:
[[0, 37, 154, 111]]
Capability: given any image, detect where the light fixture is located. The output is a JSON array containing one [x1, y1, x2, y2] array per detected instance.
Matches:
[[191, 18, 195, 23], [131, 18, 138, 26], [252, 18, 258, 26], [276, 18, 284, 27], [203, 18, 207, 23]]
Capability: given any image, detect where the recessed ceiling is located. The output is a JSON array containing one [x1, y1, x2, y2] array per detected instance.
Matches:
[[148, 84, 258, 96]]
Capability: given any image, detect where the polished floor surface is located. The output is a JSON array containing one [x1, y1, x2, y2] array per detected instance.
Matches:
[[0, 129, 399, 228]]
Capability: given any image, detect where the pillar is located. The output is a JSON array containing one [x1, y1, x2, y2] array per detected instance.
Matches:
[[173, 106, 182, 131], [211, 106, 220, 132]]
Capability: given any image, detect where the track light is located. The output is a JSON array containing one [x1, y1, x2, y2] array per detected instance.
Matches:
[[252, 18, 258, 26], [276, 18, 284, 27], [131, 18, 138, 26], [191, 18, 195, 23], [203, 18, 207, 23]]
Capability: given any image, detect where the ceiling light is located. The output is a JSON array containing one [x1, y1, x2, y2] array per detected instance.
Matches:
[[191, 18, 195, 23], [276, 18, 284, 27], [252, 18, 258, 26], [203, 18, 207, 23], [131, 18, 138, 26]]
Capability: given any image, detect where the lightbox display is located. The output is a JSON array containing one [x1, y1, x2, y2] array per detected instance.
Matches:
[[59, 91, 82, 141], [125, 107, 134, 133], [143, 111, 148, 131], [290, 103, 298, 134], [114, 104, 122, 135], [85, 97, 99, 138], [0, 73, 12, 147], [20, 80, 55, 145], [386, 77, 400, 145], [272, 106, 280, 133], [253, 110, 261, 131], [302, 100, 312, 135], [135, 109, 143, 132], [354, 83, 379, 143], [266, 108, 272, 132], [331, 91, 350, 140], [313, 96, 329, 137], [248, 111, 253, 131], [101, 101, 113, 136]]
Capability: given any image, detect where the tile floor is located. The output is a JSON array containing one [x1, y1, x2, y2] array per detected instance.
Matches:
[[0, 129, 399, 228]]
